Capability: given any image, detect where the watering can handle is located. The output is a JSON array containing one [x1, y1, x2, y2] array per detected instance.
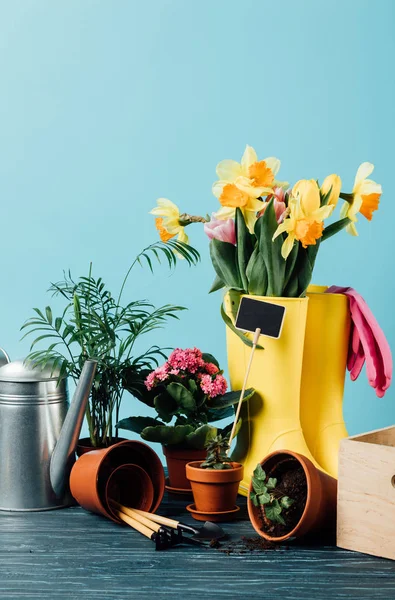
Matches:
[[0, 347, 10, 365]]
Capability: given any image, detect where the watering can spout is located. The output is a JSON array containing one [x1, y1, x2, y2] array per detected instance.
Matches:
[[50, 359, 97, 498]]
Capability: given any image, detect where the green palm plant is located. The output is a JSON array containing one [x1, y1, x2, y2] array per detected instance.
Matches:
[[21, 240, 200, 448]]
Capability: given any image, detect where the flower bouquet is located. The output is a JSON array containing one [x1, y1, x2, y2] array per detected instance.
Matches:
[[151, 145, 381, 305]]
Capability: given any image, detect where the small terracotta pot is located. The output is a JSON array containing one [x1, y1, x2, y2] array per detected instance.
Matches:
[[76, 437, 127, 457], [163, 446, 207, 490], [105, 464, 154, 520], [70, 440, 165, 522], [186, 461, 244, 512], [247, 450, 337, 543]]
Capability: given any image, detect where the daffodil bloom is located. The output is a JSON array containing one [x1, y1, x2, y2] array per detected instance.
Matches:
[[340, 163, 382, 236], [150, 198, 188, 244], [273, 179, 334, 259], [320, 174, 342, 206], [212, 145, 288, 232]]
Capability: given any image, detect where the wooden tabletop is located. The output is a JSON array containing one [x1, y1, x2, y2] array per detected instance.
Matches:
[[1, 491, 395, 600]]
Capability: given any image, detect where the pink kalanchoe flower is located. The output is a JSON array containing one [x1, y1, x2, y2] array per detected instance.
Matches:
[[204, 214, 236, 245], [258, 187, 287, 223], [145, 371, 156, 391], [144, 363, 170, 390], [168, 348, 205, 374], [204, 362, 219, 375], [200, 373, 228, 398]]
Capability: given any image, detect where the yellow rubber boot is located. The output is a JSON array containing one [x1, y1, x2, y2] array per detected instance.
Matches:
[[300, 285, 351, 478], [225, 291, 325, 497]]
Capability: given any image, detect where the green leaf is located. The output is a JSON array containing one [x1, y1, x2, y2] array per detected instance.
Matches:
[[255, 200, 285, 296], [209, 274, 225, 294], [140, 424, 195, 445], [266, 477, 277, 490], [280, 496, 294, 509], [154, 392, 179, 423], [253, 463, 266, 481], [252, 476, 267, 495], [166, 382, 196, 413], [116, 416, 164, 434], [209, 239, 244, 291], [296, 243, 320, 297], [322, 217, 351, 241], [265, 500, 283, 523], [282, 242, 299, 294], [258, 491, 271, 505], [201, 353, 220, 368], [185, 424, 217, 449], [45, 306, 53, 325], [209, 387, 255, 410], [235, 208, 254, 292], [246, 247, 268, 296], [250, 492, 259, 507]]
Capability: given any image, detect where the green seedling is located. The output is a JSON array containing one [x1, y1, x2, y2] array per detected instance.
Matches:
[[250, 463, 294, 525]]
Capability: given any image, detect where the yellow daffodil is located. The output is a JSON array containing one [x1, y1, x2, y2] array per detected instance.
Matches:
[[340, 162, 382, 236], [150, 198, 188, 244], [320, 174, 342, 206], [212, 145, 288, 232], [273, 179, 334, 259]]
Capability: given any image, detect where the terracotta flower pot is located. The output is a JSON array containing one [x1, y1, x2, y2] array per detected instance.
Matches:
[[163, 445, 206, 490], [76, 437, 127, 457], [247, 450, 337, 543], [105, 464, 154, 520], [70, 439, 165, 522], [186, 461, 244, 512]]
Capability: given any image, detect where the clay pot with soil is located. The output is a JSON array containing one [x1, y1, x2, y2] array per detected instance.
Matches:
[[247, 450, 337, 543], [186, 434, 243, 517]]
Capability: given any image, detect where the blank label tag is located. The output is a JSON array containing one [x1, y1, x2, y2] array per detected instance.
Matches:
[[235, 297, 286, 339]]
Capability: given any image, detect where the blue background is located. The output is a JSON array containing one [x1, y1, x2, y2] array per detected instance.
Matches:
[[1, 0, 394, 455]]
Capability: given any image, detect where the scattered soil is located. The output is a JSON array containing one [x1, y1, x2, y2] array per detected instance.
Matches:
[[259, 457, 307, 538], [214, 536, 287, 555]]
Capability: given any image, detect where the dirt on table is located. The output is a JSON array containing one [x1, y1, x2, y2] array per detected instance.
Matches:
[[213, 536, 286, 554], [260, 458, 307, 538]]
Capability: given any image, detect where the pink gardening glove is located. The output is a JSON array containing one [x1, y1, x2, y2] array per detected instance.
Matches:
[[326, 286, 392, 398]]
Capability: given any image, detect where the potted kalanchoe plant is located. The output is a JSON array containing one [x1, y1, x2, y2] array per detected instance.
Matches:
[[117, 347, 254, 490], [21, 241, 200, 453], [185, 432, 243, 518], [247, 450, 337, 543]]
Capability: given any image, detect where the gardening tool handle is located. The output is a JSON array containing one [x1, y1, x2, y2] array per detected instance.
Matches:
[[113, 509, 154, 540], [132, 509, 179, 530], [113, 503, 162, 533]]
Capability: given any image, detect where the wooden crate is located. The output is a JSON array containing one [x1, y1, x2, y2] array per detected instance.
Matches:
[[337, 425, 395, 560]]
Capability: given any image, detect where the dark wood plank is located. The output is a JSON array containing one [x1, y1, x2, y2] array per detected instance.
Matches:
[[0, 492, 395, 599]]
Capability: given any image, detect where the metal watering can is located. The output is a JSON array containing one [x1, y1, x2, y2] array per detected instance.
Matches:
[[0, 348, 97, 511]]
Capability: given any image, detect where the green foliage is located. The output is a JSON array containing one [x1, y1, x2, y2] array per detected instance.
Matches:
[[200, 433, 233, 470], [21, 241, 200, 448], [209, 239, 244, 291], [249, 463, 294, 525], [255, 199, 286, 297]]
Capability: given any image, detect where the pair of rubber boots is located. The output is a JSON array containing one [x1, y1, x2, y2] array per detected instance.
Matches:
[[225, 285, 351, 495]]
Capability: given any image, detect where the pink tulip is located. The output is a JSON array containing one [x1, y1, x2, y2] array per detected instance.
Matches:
[[258, 187, 287, 223], [326, 286, 392, 398], [204, 215, 236, 245]]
